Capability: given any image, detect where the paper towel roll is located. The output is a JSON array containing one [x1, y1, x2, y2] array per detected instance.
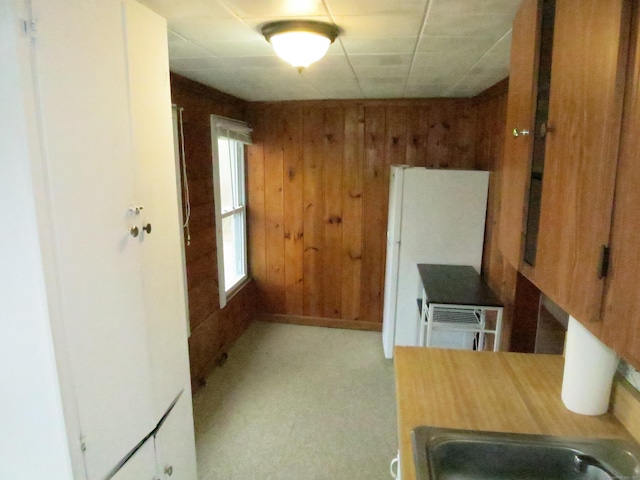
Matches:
[[561, 316, 618, 415]]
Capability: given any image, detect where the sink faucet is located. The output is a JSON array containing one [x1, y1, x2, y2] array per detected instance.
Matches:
[[574, 454, 620, 480]]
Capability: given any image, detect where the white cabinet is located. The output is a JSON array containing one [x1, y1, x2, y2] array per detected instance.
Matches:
[[111, 441, 158, 480], [154, 394, 198, 480], [123, 0, 193, 419], [30, 0, 157, 475], [111, 394, 197, 480], [1, 0, 196, 478]]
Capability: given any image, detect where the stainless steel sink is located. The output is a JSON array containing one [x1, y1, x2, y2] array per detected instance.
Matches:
[[412, 426, 640, 480]]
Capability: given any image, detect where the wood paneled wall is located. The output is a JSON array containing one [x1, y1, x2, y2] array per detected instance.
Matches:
[[247, 91, 511, 328], [170, 73, 256, 390]]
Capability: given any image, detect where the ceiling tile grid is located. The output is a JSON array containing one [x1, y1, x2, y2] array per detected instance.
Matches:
[[140, 0, 522, 101]]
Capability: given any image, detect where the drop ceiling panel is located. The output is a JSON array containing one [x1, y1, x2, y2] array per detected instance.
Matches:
[[220, 0, 327, 18], [417, 36, 499, 56], [138, 0, 522, 101], [349, 54, 413, 68], [422, 13, 514, 38], [353, 65, 412, 79], [169, 57, 228, 71], [301, 65, 357, 81], [488, 30, 512, 55], [333, 15, 424, 38], [341, 37, 417, 55], [405, 83, 448, 97], [360, 82, 406, 99], [199, 40, 274, 57], [429, 0, 522, 15], [326, 0, 427, 16], [410, 53, 480, 77], [139, 0, 234, 19], [167, 31, 214, 59], [170, 17, 260, 44]]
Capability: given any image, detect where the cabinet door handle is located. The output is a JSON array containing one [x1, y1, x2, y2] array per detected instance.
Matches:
[[599, 246, 611, 279], [164, 465, 173, 476], [539, 121, 554, 138], [512, 128, 530, 137]]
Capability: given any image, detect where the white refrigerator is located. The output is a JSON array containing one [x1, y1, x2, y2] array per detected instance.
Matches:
[[382, 166, 489, 359]]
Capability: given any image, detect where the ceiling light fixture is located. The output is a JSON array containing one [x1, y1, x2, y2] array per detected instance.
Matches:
[[261, 20, 339, 72]]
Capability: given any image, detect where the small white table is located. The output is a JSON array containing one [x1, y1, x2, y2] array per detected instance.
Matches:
[[417, 264, 503, 351]]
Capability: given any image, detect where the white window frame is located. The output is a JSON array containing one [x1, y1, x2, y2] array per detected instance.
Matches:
[[210, 115, 252, 308]]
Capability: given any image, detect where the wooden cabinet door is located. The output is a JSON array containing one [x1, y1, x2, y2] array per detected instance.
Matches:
[[498, 0, 540, 269], [602, 3, 640, 368], [533, 0, 630, 325]]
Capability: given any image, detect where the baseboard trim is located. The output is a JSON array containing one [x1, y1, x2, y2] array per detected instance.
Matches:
[[258, 314, 382, 332]]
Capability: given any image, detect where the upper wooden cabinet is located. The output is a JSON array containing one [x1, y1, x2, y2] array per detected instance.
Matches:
[[499, 0, 631, 327], [534, 0, 630, 325], [498, 0, 540, 269], [602, 4, 640, 369]]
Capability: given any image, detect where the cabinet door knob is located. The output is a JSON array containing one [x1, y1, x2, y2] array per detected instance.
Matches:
[[128, 226, 139, 238], [142, 223, 152, 234], [512, 128, 530, 137], [164, 465, 173, 476]]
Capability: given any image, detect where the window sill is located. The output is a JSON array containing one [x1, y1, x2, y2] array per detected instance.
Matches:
[[223, 276, 251, 306]]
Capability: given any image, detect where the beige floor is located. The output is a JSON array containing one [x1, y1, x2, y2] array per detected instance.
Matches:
[[193, 321, 398, 480]]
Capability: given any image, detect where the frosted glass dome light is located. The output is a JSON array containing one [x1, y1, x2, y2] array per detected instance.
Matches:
[[262, 21, 339, 71]]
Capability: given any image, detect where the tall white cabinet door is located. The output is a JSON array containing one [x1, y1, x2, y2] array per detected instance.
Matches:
[[122, 0, 192, 416], [30, 0, 155, 477], [155, 395, 198, 480], [110, 440, 158, 480]]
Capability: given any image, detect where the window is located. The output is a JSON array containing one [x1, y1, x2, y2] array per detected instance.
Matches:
[[211, 115, 252, 307]]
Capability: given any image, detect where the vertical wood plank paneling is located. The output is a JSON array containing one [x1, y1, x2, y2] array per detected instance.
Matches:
[[360, 106, 386, 323], [303, 108, 325, 316], [282, 107, 304, 315], [341, 105, 364, 320], [247, 93, 510, 329], [381, 106, 408, 321], [171, 73, 257, 390], [427, 103, 454, 167], [405, 106, 430, 167], [247, 110, 267, 305], [452, 102, 478, 168], [386, 107, 409, 169], [263, 109, 286, 313], [385, 107, 409, 219], [322, 108, 345, 318]]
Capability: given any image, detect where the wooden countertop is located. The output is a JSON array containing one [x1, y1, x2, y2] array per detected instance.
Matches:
[[395, 347, 632, 480]]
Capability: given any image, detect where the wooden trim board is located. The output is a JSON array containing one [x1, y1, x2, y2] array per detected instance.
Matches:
[[611, 375, 640, 443], [258, 313, 382, 331]]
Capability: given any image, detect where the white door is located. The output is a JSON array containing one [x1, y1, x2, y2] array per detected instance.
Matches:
[[30, 0, 156, 477], [110, 440, 158, 480], [154, 394, 198, 480], [123, 0, 192, 419]]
